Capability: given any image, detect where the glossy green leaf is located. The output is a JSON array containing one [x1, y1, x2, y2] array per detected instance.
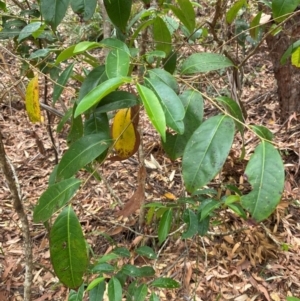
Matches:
[[18, 21, 42, 42], [97, 253, 119, 263], [75, 77, 132, 117], [227, 203, 247, 219], [181, 53, 234, 75], [153, 16, 172, 56], [135, 246, 157, 259], [78, 66, 107, 102], [86, 277, 105, 291], [168, 0, 195, 33], [137, 84, 166, 141], [70, 0, 98, 21], [241, 142, 284, 222], [226, 0, 247, 24], [33, 178, 81, 223], [200, 200, 221, 221], [74, 41, 101, 53], [67, 104, 83, 144], [96, 91, 138, 113], [182, 209, 198, 239], [272, 0, 300, 23], [158, 209, 172, 244], [55, 45, 76, 64], [216, 96, 244, 134], [40, 0, 71, 30], [250, 11, 262, 40], [183, 115, 235, 193], [53, 63, 74, 104], [121, 264, 155, 277], [50, 206, 88, 289], [162, 89, 203, 160], [151, 277, 180, 289], [100, 38, 130, 54], [148, 68, 179, 93], [163, 50, 177, 74], [133, 284, 147, 301], [108, 277, 122, 301], [105, 49, 130, 78], [68, 283, 84, 301], [57, 134, 112, 180], [103, 0, 132, 32], [113, 247, 130, 258], [29, 48, 50, 59], [89, 281, 106, 301], [84, 112, 110, 136], [280, 40, 300, 64], [250, 125, 274, 141], [145, 77, 185, 134], [150, 293, 160, 301], [92, 263, 115, 273]]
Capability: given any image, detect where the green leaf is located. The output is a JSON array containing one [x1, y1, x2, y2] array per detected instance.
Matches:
[[89, 281, 106, 301], [151, 277, 180, 289], [33, 178, 81, 223], [53, 63, 74, 104], [145, 77, 185, 134], [163, 50, 177, 74], [78, 66, 107, 102], [86, 277, 105, 291], [168, 0, 195, 33], [226, 0, 247, 24], [148, 68, 179, 93], [104, 0, 132, 32], [57, 108, 72, 133], [133, 284, 147, 301], [227, 203, 247, 219], [197, 216, 210, 236], [150, 293, 160, 301], [105, 49, 130, 78], [108, 277, 122, 301], [97, 253, 120, 263], [287, 297, 300, 301], [153, 16, 172, 56], [29, 48, 50, 59], [84, 112, 110, 136], [40, 0, 71, 30], [158, 209, 172, 244], [100, 38, 130, 54], [137, 84, 166, 141], [135, 246, 157, 259], [241, 142, 284, 222], [96, 91, 138, 113], [182, 209, 198, 239], [68, 283, 85, 301], [280, 40, 300, 64], [67, 104, 83, 144], [70, 0, 98, 21], [183, 115, 235, 193], [18, 21, 42, 42], [162, 89, 203, 160], [121, 264, 155, 277], [200, 200, 221, 221], [50, 206, 88, 289], [92, 263, 115, 273], [113, 247, 130, 258], [57, 134, 112, 180], [181, 53, 234, 75], [272, 0, 300, 23], [216, 96, 244, 135], [250, 125, 274, 141], [250, 11, 262, 40], [0, 1, 7, 11], [75, 77, 132, 117]]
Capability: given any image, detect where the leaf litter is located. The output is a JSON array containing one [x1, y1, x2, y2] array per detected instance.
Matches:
[[0, 46, 300, 301]]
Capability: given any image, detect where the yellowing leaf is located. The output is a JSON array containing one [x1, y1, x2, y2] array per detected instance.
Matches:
[[164, 192, 176, 200], [25, 76, 41, 122], [111, 107, 139, 160], [291, 47, 300, 67]]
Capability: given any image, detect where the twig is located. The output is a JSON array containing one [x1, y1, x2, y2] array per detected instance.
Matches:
[[0, 130, 33, 301], [260, 223, 282, 247]]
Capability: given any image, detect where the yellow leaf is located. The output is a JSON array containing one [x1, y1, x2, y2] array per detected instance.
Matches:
[[25, 76, 41, 123], [291, 47, 300, 67], [164, 192, 176, 200], [112, 107, 139, 160]]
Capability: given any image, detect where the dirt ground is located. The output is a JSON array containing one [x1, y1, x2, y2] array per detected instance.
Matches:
[[0, 41, 300, 301]]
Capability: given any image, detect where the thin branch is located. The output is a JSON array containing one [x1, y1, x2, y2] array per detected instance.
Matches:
[[0, 131, 33, 301]]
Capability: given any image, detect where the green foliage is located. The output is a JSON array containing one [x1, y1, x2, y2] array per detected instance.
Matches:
[[3, 0, 288, 299]]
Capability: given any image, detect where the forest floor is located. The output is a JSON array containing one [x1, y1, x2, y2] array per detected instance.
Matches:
[[0, 41, 300, 301]]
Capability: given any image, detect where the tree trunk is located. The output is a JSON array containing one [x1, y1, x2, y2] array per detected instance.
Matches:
[[266, 14, 300, 119]]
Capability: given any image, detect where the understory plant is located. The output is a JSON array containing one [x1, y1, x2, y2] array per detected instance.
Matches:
[[1, 0, 293, 300]]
